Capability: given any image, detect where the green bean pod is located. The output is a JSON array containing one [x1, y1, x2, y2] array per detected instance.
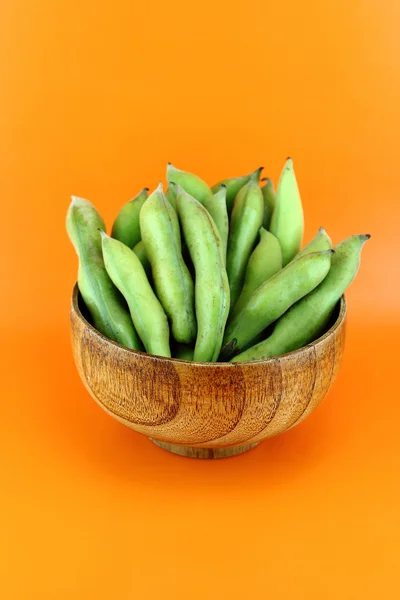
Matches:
[[223, 249, 333, 352], [132, 240, 151, 277], [167, 163, 212, 205], [230, 227, 282, 320], [226, 180, 264, 311], [261, 178, 276, 230], [176, 185, 230, 362], [203, 186, 229, 264], [270, 158, 304, 266], [140, 183, 196, 344], [100, 232, 171, 357], [294, 227, 332, 259], [211, 167, 263, 214], [164, 186, 177, 210], [111, 188, 148, 248], [231, 234, 370, 362], [66, 197, 142, 350]]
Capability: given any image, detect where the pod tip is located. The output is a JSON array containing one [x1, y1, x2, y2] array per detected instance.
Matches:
[[219, 338, 238, 361], [172, 182, 183, 193], [70, 195, 92, 208], [221, 183, 227, 189], [251, 166, 264, 180], [262, 177, 273, 185], [144, 187, 150, 192], [358, 233, 371, 243]]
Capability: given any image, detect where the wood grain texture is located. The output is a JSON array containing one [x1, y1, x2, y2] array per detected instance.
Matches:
[[151, 440, 259, 459], [70, 284, 346, 457]]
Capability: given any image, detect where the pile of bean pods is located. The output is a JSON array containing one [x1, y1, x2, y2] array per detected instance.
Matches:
[[66, 160, 370, 362]]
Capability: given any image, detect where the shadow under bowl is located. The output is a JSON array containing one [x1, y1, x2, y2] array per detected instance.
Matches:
[[70, 284, 346, 459]]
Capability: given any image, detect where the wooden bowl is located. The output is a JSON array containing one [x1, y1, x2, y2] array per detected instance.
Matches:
[[70, 284, 346, 459]]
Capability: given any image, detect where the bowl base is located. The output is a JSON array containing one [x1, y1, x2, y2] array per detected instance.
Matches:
[[150, 439, 259, 459]]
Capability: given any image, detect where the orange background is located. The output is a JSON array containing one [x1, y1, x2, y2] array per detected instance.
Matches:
[[1, 1, 399, 598]]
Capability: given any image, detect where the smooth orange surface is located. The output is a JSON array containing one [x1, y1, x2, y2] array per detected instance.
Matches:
[[1, 1, 399, 598]]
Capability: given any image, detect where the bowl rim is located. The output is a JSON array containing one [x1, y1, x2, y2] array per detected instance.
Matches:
[[71, 283, 346, 367]]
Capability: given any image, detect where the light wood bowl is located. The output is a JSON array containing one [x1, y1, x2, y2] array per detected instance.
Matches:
[[70, 284, 346, 459]]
